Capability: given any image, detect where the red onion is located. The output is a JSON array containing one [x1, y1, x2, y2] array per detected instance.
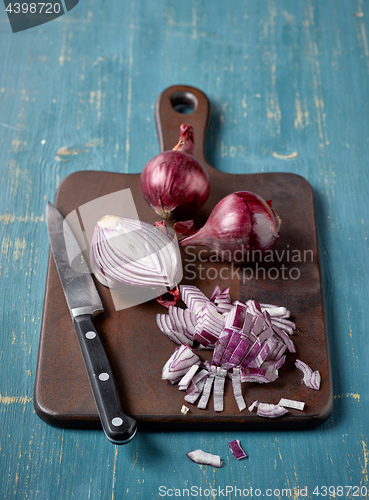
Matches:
[[179, 191, 282, 263], [89, 215, 182, 294], [140, 124, 210, 220]]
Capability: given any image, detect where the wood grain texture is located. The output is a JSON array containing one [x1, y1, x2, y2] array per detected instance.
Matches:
[[1, 0, 368, 498]]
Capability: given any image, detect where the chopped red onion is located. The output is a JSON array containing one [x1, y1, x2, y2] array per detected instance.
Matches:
[[197, 366, 217, 409], [178, 364, 199, 391], [256, 403, 289, 418], [186, 449, 223, 468], [248, 400, 259, 412], [161, 344, 200, 384], [181, 405, 190, 414], [228, 439, 248, 460], [213, 367, 227, 412], [180, 284, 209, 315], [295, 359, 321, 390], [184, 374, 208, 404], [278, 398, 305, 411], [158, 284, 301, 413], [231, 367, 246, 411]]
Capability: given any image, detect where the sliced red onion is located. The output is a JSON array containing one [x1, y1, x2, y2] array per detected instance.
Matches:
[[211, 328, 233, 366], [256, 403, 289, 418], [194, 302, 225, 346], [228, 439, 248, 460], [231, 367, 246, 411], [226, 338, 250, 369], [178, 363, 199, 391], [168, 306, 196, 340], [224, 302, 247, 330], [162, 344, 200, 384], [248, 400, 259, 412], [248, 337, 278, 368], [240, 338, 262, 367], [197, 366, 217, 409], [184, 374, 208, 404], [210, 285, 231, 305], [216, 302, 235, 314], [295, 359, 321, 390], [260, 304, 290, 318], [180, 284, 209, 315], [156, 314, 192, 345], [272, 324, 296, 353], [240, 366, 279, 384], [213, 367, 227, 412], [186, 449, 223, 468], [278, 398, 305, 411], [219, 330, 242, 366]]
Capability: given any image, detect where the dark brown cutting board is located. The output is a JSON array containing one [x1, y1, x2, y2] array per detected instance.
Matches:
[[34, 85, 333, 430]]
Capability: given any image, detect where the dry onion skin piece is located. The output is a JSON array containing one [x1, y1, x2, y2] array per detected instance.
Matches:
[[228, 439, 248, 460], [186, 449, 223, 468]]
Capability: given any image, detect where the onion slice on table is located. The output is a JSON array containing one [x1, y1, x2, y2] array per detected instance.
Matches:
[[186, 449, 223, 468], [295, 359, 321, 390], [228, 439, 248, 460]]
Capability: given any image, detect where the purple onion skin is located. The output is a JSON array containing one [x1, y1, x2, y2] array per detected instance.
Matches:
[[179, 191, 281, 263], [140, 124, 210, 220]]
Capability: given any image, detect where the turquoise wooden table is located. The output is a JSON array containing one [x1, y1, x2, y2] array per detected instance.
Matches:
[[1, 1, 368, 498]]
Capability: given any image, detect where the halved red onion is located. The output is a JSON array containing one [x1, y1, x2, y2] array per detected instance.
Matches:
[[228, 439, 248, 460], [186, 449, 223, 468], [90, 215, 182, 293], [256, 403, 289, 418], [295, 359, 321, 390]]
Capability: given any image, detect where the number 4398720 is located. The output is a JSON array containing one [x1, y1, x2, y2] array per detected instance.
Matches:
[[5, 3, 61, 14], [312, 485, 368, 497]]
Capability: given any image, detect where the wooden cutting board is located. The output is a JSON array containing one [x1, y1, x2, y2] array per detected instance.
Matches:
[[34, 85, 333, 430]]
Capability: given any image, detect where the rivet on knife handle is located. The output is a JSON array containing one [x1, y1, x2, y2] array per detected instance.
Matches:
[[74, 314, 137, 444]]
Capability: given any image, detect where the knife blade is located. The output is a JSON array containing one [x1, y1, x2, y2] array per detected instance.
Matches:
[[46, 202, 137, 444]]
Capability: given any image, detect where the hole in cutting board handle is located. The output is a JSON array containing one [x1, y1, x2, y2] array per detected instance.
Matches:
[[170, 91, 198, 114]]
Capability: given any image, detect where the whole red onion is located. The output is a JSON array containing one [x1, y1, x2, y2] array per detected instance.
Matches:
[[140, 124, 210, 220], [179, 191, 281, 263]]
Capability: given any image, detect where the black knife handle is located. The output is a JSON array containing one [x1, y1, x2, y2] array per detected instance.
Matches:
[[73, 314, 137, 444]]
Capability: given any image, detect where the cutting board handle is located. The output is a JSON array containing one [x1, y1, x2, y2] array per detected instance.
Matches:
[[155, 85, 211, 170]]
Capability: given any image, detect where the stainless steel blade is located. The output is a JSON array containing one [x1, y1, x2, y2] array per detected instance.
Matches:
[[46, 202, 103, 318]]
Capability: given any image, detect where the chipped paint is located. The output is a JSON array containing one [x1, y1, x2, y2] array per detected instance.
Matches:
[[0, 395, 32, 404], [272, 151, 299, 159]]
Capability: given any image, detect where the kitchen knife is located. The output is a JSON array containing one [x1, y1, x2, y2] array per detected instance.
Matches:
[[46, 202, 137, 444]]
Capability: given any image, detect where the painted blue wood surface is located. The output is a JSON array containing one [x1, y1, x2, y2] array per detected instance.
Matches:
[[1, 0, 368, 498]]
